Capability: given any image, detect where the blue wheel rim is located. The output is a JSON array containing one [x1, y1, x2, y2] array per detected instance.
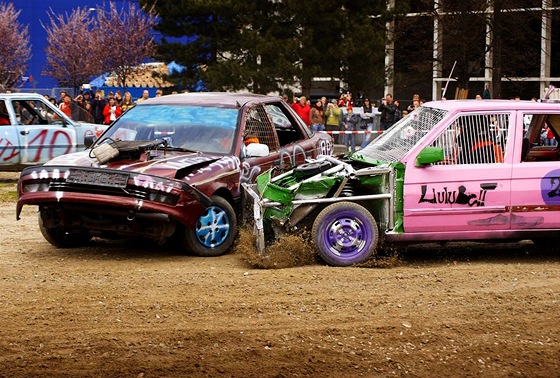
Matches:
[[195, 206, 230, 248], [324, 215, 368, 260]]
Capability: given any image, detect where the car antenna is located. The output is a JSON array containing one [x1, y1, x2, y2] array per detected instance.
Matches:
[[441, 60, 457, 100]]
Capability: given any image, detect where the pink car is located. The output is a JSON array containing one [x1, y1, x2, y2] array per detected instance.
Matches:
[[248, 99, 560, 266]]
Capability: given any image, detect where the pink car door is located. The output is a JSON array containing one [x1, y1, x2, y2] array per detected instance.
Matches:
[[402, 111, 514, 234], [510, 112, 560, 230]]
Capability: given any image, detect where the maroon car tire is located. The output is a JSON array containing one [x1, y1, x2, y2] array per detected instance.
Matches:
[[184, 196, 238, 257], [38, 212, 92, 248]]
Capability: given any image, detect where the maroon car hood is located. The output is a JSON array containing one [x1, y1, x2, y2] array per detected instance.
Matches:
[[45, 150, 227, 180]]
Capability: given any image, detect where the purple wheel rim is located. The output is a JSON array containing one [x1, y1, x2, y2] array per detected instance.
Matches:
[[322, 210, 373, 262]]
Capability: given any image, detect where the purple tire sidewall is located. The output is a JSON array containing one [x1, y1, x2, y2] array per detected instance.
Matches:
[[317, 207, 376, 265]]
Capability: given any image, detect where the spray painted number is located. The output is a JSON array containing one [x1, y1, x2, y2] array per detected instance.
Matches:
[[542, 169, 560, 204], [27, 129, 73, 162], [0, 137, 20, 162]]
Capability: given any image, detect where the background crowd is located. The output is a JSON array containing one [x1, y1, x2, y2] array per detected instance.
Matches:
[[288, 92, 425, 152], [48, 88, 165, 125], [28, 87, 558, 149]]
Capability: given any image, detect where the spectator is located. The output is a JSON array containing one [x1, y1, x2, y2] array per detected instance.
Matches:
[[337, 93, 347, 107], [408, 99, 421, 113], [82, 91, 92, 108], [156, 89, 163, 97], [543, 123, 558, 146], [310, 100, 325, 132], [57, 90, 67, 106], [343, 105, 358, 153], [121, 92, 135, 112], [291, 95, 311, 126], [59, 94, 73, 118], [114, 91, 123, 105], [136, 90, 150, 103], [84, 102, 93, 117], [281, 94, 289, 103], [378, 93, 397, 130], [360, 98, 376, 149], [74, 94, 84, 109], [71, 94, 89, 121], [91, 90, 107, 125], [103, 97, 122, 125], [325, 100, 342, 144], [394, 100, 402, 122], [320, 96, 328, 126], [483, 84, 491, 99], [346, 93, 353, 107], [407, 94, 421, 112]]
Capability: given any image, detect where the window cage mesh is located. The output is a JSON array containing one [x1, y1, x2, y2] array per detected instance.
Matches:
[[361, 107, 447, 163], [432, 113, 509, 165], [244, 105, 280, 151]]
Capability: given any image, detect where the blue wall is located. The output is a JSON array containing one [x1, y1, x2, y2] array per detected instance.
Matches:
[[16, 0, 136, 92]]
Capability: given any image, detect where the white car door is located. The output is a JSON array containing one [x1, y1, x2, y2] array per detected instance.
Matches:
[[11, 99, 78, 165]]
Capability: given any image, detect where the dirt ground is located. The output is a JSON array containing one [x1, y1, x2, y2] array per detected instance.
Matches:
[[1, 172, 559, 377]]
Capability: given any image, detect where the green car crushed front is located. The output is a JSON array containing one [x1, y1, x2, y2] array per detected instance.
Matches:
[[243, 155, 404, 262]]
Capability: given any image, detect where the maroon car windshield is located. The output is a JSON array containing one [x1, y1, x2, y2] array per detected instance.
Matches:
[[99, 104, 239, 154]]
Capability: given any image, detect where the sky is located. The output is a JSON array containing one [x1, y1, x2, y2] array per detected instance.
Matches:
[[17, 0, 136, 92]]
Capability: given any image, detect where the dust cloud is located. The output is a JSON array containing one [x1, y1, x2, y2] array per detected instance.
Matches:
[[235, 227, 402, 268], [235, 228, 317, 269]]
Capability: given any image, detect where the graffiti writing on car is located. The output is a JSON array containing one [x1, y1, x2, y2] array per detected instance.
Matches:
[[240, 160, 261, 184], [27, 129, 73, 161], [0, 137, 20, 162], [541, 169, 560, 205], [419, 184, 488, 207], [318, 139, 333, 156], [1, 130, 74, 164], [133, 175, 177, 193], [277, 144, 309, 170], [164, 155, 217, 171], [180, 156, 240, 182]]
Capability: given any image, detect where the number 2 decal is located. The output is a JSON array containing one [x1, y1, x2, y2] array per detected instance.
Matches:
[[541, 169, 560, 204]]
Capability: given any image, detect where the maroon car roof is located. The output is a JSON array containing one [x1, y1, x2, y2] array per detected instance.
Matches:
[[137, 92, 277, 108]]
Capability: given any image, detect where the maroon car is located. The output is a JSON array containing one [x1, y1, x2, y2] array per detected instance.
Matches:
[[17, 92, 333, 256]]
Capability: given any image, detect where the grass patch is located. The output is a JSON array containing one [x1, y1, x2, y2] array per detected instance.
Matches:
[[0, 181, 18, 202]]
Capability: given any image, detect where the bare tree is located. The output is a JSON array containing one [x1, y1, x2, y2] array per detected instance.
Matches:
[[42, 7, 102, 95], [0, 3, 31, 91], [96, 3, 157, 92]]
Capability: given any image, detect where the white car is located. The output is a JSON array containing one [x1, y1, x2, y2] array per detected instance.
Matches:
[[0, 93, 106, 171]]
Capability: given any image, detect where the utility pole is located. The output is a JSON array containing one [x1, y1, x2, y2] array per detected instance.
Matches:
[[384, 0, 395, 96]]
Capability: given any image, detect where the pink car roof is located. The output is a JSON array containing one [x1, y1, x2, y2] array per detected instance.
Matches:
[[423, 99, 560, 113]]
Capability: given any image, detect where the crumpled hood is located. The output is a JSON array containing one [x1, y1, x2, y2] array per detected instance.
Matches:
[[45, 149, 237, 181]]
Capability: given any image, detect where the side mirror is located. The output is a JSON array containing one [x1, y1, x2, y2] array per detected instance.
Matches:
[[84, 134, 96, 149], [415, 146, 444, 167], [245, 143, 269, 158]]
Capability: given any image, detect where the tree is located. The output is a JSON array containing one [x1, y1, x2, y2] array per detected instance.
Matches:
[[96, 2, 157, 92], [42, 7, 101, 95], [140, 1, 288, 93], [140, 0, 386, 96], [0, 3, 31, 91]]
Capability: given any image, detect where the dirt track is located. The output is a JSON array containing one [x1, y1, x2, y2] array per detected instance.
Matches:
[[1, 172, 559, 377]]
